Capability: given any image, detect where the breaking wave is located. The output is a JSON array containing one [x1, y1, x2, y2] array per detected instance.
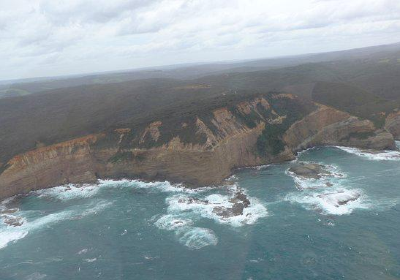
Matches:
[[154, 214, 194, 231], [98, 179, 211, 194], [35, 184, 100, 200], [285, 162, 369, 215], [153, 213, 218, 249], [176, 227, 218, 250], [154, 183, 268, 249], [286, 163, 345, 190], [285, 188, 369, 215], [0, 210, 74, 250], [335, 146, 400, 161], [0, 199, 112, 250], [165, 192, 268, 227], [33, 179, 209, 202], [2, 177, 266, 250]]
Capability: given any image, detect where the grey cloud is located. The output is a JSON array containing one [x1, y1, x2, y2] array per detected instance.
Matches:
[[0, 0, 400, 80], [39, 0, 162, 24]]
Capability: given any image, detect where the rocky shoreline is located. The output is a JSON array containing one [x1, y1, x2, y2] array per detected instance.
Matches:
[[0, 94, 398, 200], [287, 160, 365, 212], [177, 189, 252, 219]]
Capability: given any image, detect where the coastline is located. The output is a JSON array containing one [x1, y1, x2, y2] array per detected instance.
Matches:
[[2, 143, 399, 203], [0, 96, 397, 200]]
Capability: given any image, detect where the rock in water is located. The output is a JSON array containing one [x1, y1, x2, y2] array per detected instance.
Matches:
[[289, 163, 331, 179], [213, 191, 251, 218], [318, 191, 361, 207], [1, 214, 24, 227], [0, 208, 19, 214], [229, 192, 250, 207]]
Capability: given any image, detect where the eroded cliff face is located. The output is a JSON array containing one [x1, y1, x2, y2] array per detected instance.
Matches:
[[284, 105, 395, 151], [0, 94, 396, 199], [385, 111, 400, 140], [0, 135, 102, 198]]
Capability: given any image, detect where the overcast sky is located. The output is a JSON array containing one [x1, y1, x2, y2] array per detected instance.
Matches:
[[1, 0, 400, 80]]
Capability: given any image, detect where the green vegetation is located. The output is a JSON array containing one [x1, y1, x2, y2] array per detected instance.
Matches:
[[257, 124, 286, 155], [0, 163, 10, 176], [312, 81, 397, 128], [256, 94, 314, 156], [229, 107, 259, 129]]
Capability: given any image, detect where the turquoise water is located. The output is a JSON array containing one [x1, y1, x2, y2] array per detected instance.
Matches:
[[1, 146, 400, 280]]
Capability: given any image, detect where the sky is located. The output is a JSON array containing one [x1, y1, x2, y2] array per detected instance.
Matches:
[[1, 0, 400, 81]]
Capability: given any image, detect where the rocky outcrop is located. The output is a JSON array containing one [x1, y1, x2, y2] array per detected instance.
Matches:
[[213, 191, 251, 218], [1, 214, 24, 227], [318, 190, 361, 207], [288, 163, 331, 179], [0, 95, 396, 199], [284, 105, 395, 151], [385, 110, 400, 140], [0, 135, 101, 199]]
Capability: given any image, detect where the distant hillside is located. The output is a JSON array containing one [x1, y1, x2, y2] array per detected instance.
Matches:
[[311, 82, 394, 127], [1, 42, 400, 98]]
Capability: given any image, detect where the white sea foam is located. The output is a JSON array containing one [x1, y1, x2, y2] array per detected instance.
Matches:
[[165, 190, 268, 227], [35, 184, 100, 200], [335, 146, 400, 161], [0, 196, 16, 208], [155, 214, 218, 249], [286, 163, 345, 190], [0, 200, 112, 250], [78, 200, 113, 218], [154, 214, 193, 231], [285, 188, 368, 215], [153, 184, 268, 248], [77, 248, 88, 255], [1, 214, 26, 227], [2, 178, 262, 251], [0, 229, 28, 249], [285, 161, 371, 215], [238, 164, 270, 171], [176, 227, 218, 250], [295, 147, 317, 158], [98, 179, 209, 194], [0, 210, 74, 249], [226, 175, 238, 182], [255, 165, 270, 170], [32, 179, 210, 202]]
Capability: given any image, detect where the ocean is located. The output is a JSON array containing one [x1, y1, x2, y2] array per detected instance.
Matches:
[[1, 144, 400, 280]]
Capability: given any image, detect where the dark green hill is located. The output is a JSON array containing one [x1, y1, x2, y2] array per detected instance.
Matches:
[[311, 82, 391, 127], [1, 42, 400, 98]]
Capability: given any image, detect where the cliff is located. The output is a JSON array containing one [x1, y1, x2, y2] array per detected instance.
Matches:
[[0, 93, 395, 199], [385, 111, 400, 140], [284, 105, 395, 151]]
